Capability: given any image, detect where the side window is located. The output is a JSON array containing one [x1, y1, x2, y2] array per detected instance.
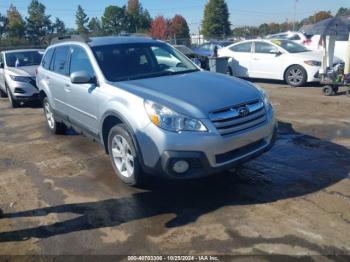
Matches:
[[254, 42, 279, 54], [230, 42, 252, 53], [0, 53, 3, 64], [69, 46, 95, 77], [52, 46, 70, 76], [289, 34, 301, 41], [42, 48, 54, 70]]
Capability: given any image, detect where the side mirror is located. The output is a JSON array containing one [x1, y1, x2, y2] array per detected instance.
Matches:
[[70, 71, 96, 84], [0, 62, 4, 69]]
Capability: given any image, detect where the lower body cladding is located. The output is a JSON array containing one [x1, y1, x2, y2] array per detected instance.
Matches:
[[137, 109, 277, 179]]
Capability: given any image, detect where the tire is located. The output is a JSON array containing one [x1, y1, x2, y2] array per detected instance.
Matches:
[[322, 85, 334, 96], [346, 87, 350, 97], [108, 124, 143, 186], [7, 87, 19, 108], [43, 97, 66, 134], [0, 88, 7, 98], [284, 65, 307, 87], [332, 86, 339, 94]]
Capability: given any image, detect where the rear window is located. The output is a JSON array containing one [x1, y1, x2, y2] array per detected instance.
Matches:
[[230, 42, 252, 53], [42, 48, 54, 70], [52, 46, 70, 76], [5, 51, 42, 67]]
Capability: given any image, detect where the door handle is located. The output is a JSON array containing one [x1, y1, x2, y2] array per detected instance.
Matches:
[[64, 84, 71, 92]]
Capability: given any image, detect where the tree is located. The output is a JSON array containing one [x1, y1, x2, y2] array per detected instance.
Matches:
[[102, 5, 129, 35], [258, 23, 269, 36], [75, 5, 89, 34], [314, 11, 332, 23], [88, 17, 102, 36], [169, 15, 190, 45], [53, 17, 66, 35], [127, 0, 151, 33], [26, 0, 51, 44], [149, 16, 169, 40], [201, 0, 231, 38], [0, 13, 7, 39], [6, 5, 25, 38], [336, 7, 350, 17]]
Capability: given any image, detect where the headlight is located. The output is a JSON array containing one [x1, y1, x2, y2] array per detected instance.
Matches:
[[254, 85, 271, 111], [144, 100, 207, 132], [304, 60, 321, 67], [9, 75, 32, 83]]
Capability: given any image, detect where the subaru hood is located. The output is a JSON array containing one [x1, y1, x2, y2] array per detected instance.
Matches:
[[6, 65, 37, 77], [110, 71, 262, 118]]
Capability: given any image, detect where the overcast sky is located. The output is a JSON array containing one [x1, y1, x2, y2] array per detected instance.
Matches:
[[0, 0, 349, 33]]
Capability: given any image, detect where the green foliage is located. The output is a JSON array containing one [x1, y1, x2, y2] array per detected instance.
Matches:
[[127, 0, 151, 33], [53, 17, 66, 35], [26, 0, 52, 44], [0, 13, 7, 39], [6, 5, 25, 38], [88, 17, 102, 36], [102, 5, 129, 35], [336, 7, 350, 17], [75, 5, 89, 35], [202, 0, 231, 38]]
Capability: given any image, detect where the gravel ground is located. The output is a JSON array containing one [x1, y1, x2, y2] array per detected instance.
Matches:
[[0, 80, 349, 259]]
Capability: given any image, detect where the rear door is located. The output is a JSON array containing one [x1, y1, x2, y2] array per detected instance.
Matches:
[[48, 45, 71, 117], [65, 45, 99, 135], [228, 42, 253, 77], [250, 41, 284, 80]]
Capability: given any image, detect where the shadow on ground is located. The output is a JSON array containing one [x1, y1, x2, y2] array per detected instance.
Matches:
[[0, 121, 349, 242]]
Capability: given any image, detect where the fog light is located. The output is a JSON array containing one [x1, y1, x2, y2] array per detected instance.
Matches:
[[172, 160, 190, 174]]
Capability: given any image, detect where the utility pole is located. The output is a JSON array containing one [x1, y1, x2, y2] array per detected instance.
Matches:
[[293, 0, 298, 31]]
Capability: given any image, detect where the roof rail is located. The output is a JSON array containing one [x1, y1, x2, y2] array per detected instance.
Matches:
[[50, 35, 90, 45]]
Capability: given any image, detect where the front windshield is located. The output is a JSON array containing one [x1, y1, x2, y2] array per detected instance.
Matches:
[[5, 51, 42, 67], [92, 43, 199, 82], [271, 40, 309, 53]]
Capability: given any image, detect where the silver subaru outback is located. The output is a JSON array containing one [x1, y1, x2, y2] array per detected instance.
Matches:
[[37, 36, 277, 186], [0, 49, 43, 107]]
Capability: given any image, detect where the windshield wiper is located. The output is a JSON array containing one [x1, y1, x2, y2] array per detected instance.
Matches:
[[114, 69, 198, 82]]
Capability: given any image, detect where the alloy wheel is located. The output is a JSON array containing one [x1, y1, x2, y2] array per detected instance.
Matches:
[[287, 68, 303, 86], [44, 101, 55, 129], [111, 134, 135, 178]]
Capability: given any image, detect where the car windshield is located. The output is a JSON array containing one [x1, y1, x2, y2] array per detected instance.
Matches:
[[5, 51, 42, 67], [92, 43, 199, 82], [270, 40, 309, 53]]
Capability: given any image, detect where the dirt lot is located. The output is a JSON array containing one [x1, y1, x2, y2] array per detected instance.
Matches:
[[0, 81, 349, 259]]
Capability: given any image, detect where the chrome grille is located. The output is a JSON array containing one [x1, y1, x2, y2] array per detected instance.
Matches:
[[209, 100, 267, 136]]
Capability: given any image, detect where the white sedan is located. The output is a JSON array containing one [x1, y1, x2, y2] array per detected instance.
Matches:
[[219, 39, 340, 87]]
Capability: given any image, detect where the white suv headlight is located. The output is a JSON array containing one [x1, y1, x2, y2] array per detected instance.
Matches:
[[144, 100, 207, 132]]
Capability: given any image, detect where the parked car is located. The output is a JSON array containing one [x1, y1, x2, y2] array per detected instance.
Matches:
[[219, 39, 342, 87], [173, 45, 209, 70], [266, 31, 347, 60], [0, 49, 43, 107], [266, 31, 314, 46], [37, 36, 277, 186], [193, 41, 233, 57]]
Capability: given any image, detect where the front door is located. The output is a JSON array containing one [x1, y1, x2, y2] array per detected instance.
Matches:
[[250, 41, 283, 79], [65, 45, 99, 135]]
